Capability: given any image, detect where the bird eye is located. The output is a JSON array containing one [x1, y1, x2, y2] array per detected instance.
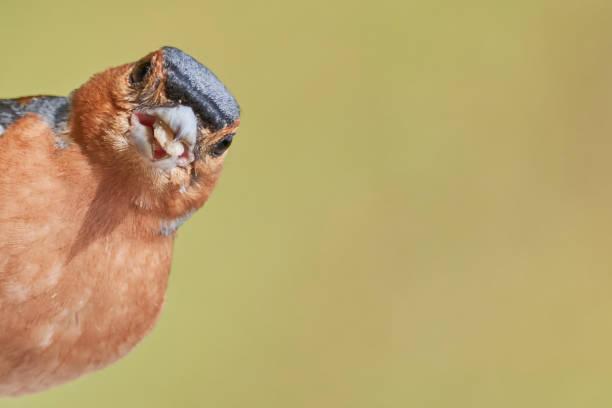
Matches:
[[211, 134, 234, 157], [130, 59, 152, 85]]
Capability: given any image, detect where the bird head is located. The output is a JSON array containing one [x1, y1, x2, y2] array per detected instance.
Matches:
[[69, 47, 240, 216]]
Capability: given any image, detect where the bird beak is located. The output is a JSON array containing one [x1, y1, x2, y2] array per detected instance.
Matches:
[[161, 47, 240, 132]]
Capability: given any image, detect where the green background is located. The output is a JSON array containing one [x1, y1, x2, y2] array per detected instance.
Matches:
[[3, 0, 612, 407]]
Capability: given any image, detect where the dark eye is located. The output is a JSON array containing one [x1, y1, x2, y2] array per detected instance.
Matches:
[[211, 134, 234, 157], [130, 59, 152, 85]]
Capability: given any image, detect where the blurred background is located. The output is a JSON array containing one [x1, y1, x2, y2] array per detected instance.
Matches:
[[3, 0, 612, 406]]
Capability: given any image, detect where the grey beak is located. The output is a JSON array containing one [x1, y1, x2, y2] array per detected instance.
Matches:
[[162, 46, 240, 131]]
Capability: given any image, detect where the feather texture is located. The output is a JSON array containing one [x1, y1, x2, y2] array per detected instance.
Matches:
[[0, 47, 240, 396]]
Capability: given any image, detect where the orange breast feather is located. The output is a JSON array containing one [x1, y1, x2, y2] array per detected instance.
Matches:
[[0, 47, 240, 396]]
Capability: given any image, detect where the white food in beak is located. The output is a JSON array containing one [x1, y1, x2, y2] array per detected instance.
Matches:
[[129, 104, 198, 169], [153, 120, 184, 157], [147, 105, 198, 147]]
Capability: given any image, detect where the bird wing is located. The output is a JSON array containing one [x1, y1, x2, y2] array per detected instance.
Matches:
[[0, 96, 70, 139]]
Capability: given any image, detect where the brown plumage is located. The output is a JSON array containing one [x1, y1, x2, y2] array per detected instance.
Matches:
[[0, 47, 240, 396]]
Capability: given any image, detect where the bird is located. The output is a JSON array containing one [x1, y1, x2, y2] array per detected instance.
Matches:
[[0, 46, 240, 396]]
